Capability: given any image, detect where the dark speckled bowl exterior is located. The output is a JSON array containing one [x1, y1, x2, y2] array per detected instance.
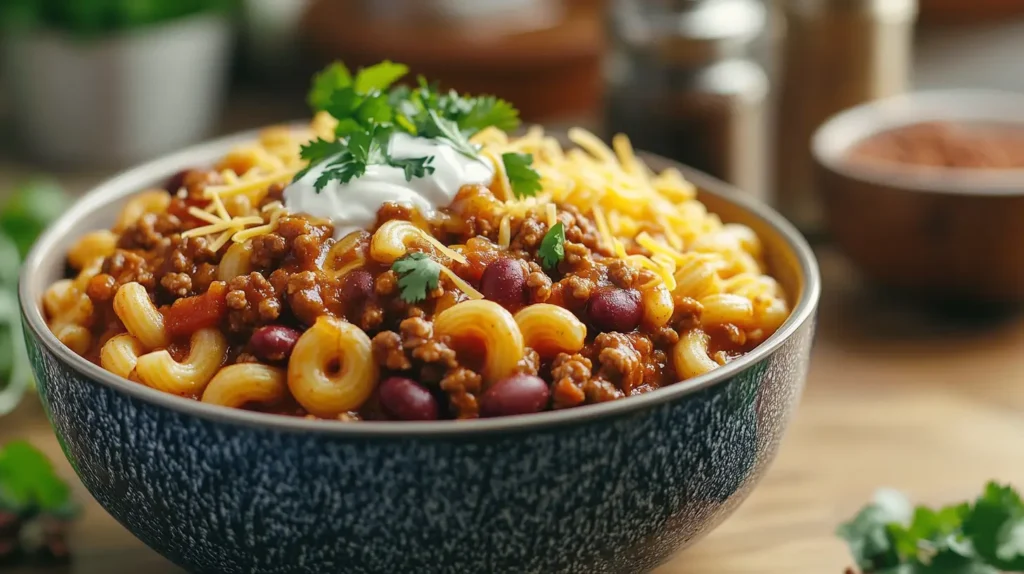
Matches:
[[20, 129, 819, 574]]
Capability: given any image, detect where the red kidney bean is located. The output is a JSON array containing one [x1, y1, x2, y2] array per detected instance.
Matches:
[[587, 287, 643, 333], [480, 258, 526, 307], [480, 374, 550, 417], [340, 269, 375, 303], [165, 169, 193, 194], [249, 325, 301, 361], [378, 377, 439, 421]]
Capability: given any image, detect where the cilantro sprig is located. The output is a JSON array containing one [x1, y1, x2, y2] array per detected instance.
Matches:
[[538, 222, 565, 270], [839, 482, 1024, 573], [392, 252, 442, 304], [502, 153, 542, 199], [297, 60, 539, 196]]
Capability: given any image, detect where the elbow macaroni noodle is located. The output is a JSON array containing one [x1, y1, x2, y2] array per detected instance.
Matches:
[[433, 300, 524, 385], [288, 317, 377, 418], [202, 364, 287, 409], [514, 304, 586, 358], [135, 329, 228, 397]]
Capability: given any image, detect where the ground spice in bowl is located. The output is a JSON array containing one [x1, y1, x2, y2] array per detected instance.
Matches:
[[846, 121, 1024, 170]]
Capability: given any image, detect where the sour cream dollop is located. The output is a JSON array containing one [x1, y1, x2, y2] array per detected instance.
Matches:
[[283, 132, 495, 238]]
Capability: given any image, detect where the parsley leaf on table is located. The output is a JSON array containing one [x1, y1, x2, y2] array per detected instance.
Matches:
[[538, 222, 566, 270], [839, 482, 1024, 574], [501, 153, 542, 199], [392, 252, 442, 304]]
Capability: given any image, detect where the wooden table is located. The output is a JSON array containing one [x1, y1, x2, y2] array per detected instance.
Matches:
[[6, 245, 1024, 574]]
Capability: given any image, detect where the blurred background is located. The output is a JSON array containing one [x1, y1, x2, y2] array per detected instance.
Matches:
[[5, 1, 1024, 572], [1, 0, 1023, 197]]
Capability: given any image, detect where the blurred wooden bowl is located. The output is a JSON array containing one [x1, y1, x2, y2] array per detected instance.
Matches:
[[920, 0, 1024, 25], [298, 0, 604, 123], [813, 90, 1024, 304]]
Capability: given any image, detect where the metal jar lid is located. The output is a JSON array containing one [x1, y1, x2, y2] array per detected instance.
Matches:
[[610, 0, 767, 66]]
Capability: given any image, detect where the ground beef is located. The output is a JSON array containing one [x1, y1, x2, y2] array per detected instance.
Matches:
[[672, 296, 703, 332], [411, 338, 458, 369], [86, 274, 118, 302], [226, 272, 282, 333], [563, 242, 592, 270], [516, 348, 541, 376], [608, 260, 640, 289], [359, 305, 385, 332], [510, 217, 546, 251], [372, 331, 411, 370], [118, 212, 181, 251], [526, 268, 553, 303], [550, 353, 591, 409], [285, 271, 326, 326], [593, 332, 647, 395], [399, 317, 432, 348], [103, 250, 156, 290], [583, 377, 625, 403], [374, 202, 414, 226], [375, 271, 398, 297], [440, 367, 482, 419], [292, 234, 323, 268], [250, 233, 288, 269], [160, 273, 192, 297]]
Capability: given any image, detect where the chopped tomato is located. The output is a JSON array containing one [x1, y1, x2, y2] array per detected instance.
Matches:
[[164, 282, 227, 338]]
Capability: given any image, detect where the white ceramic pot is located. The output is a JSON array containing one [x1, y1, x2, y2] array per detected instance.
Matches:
[[2, 14, 232, 167]]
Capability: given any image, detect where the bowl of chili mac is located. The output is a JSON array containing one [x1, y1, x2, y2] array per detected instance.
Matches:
[[20, 62, 819, 574]]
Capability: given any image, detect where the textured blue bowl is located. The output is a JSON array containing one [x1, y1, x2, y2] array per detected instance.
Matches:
[[20, 129, 819, 574]]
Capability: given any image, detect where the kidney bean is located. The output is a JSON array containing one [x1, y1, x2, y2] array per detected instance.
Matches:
[[480, 258, 526, 307], [165, 169, 192, 194], [378, 377, 439, 421], [587, 287, 643, 333], [340, 269, 374, 303], [249, 325, 301, 361], [480, 374, 550, 417]]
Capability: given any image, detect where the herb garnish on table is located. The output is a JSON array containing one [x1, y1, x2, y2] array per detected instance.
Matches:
[[840, 482, 1024, 573]]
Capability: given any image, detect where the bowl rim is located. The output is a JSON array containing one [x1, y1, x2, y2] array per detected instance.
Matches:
[[19, 125, 820, 437], [812, 88, 1024, 195]]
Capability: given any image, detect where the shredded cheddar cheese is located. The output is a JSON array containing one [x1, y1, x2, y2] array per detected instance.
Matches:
[[498, 214, 511, 249], [473, 125, 729, 290], [440, 267, 484, 300]]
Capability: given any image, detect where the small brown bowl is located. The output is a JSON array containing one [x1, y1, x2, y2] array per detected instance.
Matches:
[[812, 90, 1024, 304]]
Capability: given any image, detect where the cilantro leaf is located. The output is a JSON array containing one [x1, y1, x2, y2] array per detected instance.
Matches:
[[353, 60, 409, 94], [502, 153, 542, 199], [308, 62, 353, 111], [422, 110, 478, 158], [392, 252, 442, 303], [313, 154, 366, 192], [837, 502, 906, 571], [840, 483, 1024, 574], [460, 96, 521, 134], [538, 222, 565, 270], [964, 482, 1024, 570], [390, 156, 436, 182], [295, 138, 346, 182]]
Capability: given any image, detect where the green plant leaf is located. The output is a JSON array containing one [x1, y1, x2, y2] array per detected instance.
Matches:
[[0, 178, 67, 258]]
